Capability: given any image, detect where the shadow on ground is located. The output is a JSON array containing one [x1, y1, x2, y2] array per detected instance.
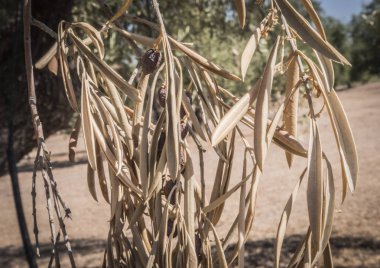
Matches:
[[17, 156, 88, 173], [0, 238, 104, 267], [1, 235, 379, 267], [226, 235, 380, 267]]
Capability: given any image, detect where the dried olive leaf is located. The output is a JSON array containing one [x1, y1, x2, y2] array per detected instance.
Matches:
[[212, 78, 261, 146], [81, 73, 97, 170], [283, 57, 300, 167], [307, 119, 323, 252], [254, 37, 280, 171], [276, 0, 350, 65], [69, 30, 142, 102], [275, 168, 307, 268], [169, 36, 241, 81], [234, 0, 246, 28], [87, 163, 98, 202]]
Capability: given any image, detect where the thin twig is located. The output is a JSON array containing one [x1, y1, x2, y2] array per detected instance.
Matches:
[[23, 0, 43, 142], [95, 0, 142, 56], [46, 160, 76, 267], [48, 232, 61, 268], [31, 17, 58, 40], [41, 164, 59, 267], [31, 144, 41, 257], [24, 0, 75, 265], [42, 144, 72, 218]]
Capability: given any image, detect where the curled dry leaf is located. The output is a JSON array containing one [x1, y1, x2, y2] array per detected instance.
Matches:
[[35, 42, 58, 70], [87, 163, 98, 202], [95, 143, 110, 203], [276, 0, 351, 65], [58, 23, 79, 112], [38, 1, 359, 266], [275, 168, 307, 268], [298, 50, 358, 194], [327, 89, 359, 192], [283, 56, 300, 167], [240, 14, 272, 80], [169, 36, 241, 81], [163, 39, 180, 179], [81, 73, 97, 170], [241, 27, 261, 81], [47, 53, 59, 75], [306, 119, 323, 252], [320, 159, 335, 257], [254, 37, 280, 171], [300, 0, 335, 90], [234, 0, 246, 28], [68, 30, 142, 103], [71, 22, 105, 59], [212, 78, 261, 146]]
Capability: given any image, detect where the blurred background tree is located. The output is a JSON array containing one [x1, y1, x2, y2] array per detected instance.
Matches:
[[323, 16, 352, 87], [350, 0, 380, 82], [0, 0, 74, 174], [1, 0, 379, 173]]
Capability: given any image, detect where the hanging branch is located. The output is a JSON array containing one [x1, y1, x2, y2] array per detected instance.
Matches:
[[23, 0, 75, 266], [28, 0, 358, 266]]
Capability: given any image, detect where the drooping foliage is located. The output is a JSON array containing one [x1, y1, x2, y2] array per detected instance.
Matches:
[[24, 0, 359, 267]]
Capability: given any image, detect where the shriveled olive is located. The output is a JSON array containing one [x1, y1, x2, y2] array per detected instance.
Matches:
[[158, 85, 167, 108], [141, 49, 161, 74]]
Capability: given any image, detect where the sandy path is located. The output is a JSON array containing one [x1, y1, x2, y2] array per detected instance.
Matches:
[[1, 83, 379, 267]]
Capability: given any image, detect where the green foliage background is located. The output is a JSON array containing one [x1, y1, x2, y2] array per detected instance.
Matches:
[[69, 0, 379, 96]]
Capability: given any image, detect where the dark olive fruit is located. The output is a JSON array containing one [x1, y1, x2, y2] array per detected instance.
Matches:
[[167, 218, 178, 238], [164, 179, 176, 204], [158, 85, 167, 108], [195, 233, 202, 263], [141, 49, 161, 74], [180, 120, 189, 140]]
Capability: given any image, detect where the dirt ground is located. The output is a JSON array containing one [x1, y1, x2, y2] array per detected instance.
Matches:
[[1, 82, 379, 267]]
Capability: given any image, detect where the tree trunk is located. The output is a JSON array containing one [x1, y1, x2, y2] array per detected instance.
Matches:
[[0, 0, 75, 175]]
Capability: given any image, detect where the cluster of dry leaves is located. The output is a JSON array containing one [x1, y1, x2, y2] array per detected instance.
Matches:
[[31, 0, 358, 267]]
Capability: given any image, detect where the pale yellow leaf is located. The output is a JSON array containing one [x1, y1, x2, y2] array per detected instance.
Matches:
[[307, 119, 323, 251], [254, 37, 280, 170], [169, 36, 241, 81], [212, 78, 261, 146], [274, 168, 307, 268], [283, 57, 300, 167], [235, 0, 246, 28], [87, 163, 98, 202], [276, 0, 350, 65], [81, 74, 97, 170]]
